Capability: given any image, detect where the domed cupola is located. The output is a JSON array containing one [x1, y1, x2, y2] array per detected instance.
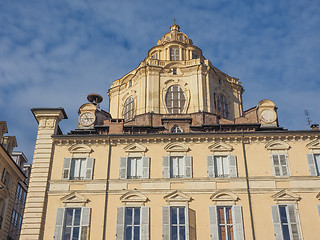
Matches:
[[157, 24, 193, 46]]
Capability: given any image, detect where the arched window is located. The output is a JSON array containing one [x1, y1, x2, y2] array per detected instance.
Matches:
[[123, 96, 135, 121], [171, 125, 182, 133], [217, 94, 229, 118], [165, 85, 186, 114]]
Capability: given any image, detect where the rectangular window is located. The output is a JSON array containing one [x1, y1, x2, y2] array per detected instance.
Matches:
[[272, 154, 289, 177], [307, 153, 320, 176], [170, 156, 185, 178], [127, 157, 143, 179], [170, 48, 180, 61], [207, 155, 238, 178], [1, 168, 10, 187], [271, 205, 300, 240], [125, 207, 141, 240], [62, 158, 94, 180], [173, 68, 177, 75], [54, 207, 90, 240], [214, 156, 229, 177], [171, 207, 186, 240], [209, 205, 244, 240]]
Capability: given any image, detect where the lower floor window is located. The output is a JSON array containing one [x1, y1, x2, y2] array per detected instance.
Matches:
[[63, 208, 82, 240], [125, 207, 141, 240], [217, 206, 234, 240], [171, 207, 186, 240]]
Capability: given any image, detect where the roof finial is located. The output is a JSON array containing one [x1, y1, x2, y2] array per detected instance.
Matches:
[[174, 18, 176, 25]]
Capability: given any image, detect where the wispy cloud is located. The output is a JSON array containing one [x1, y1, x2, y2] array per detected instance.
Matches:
[[0, 0, 319, 161]]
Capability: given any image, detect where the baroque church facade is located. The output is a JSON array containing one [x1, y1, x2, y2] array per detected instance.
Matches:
[[20, 25, 320, 240]]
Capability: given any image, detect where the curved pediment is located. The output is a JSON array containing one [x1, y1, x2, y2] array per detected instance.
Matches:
[[164, 142, 189, 152], [68, 144, 92, 154], [124, 143, 147, 153], [120, 191, 148, 205], [265, 140, 290, 150], [208, 142, 233, 153], [306, 140, 320, 150], [164, 190, 192, 204], [210, 191, 239, 204], [272, 189, 300, 203]]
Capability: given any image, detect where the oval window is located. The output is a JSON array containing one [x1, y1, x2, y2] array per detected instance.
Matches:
[[165, 85, 186, 114]]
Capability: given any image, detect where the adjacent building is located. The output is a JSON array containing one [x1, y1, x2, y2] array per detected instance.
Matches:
[[20, 25, 320, 240], [0, 121, 30, 240]]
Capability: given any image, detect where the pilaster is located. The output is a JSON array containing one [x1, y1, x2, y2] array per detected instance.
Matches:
[[20, 108, 67, 240]]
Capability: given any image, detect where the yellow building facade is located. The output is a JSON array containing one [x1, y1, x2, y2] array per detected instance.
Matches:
[[20, 25, 320, 240]]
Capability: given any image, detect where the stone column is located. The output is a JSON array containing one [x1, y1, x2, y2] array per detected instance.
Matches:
[[20, 108, 67, 240]]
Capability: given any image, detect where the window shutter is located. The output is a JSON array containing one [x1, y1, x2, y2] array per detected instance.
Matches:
[[207, 155, 215, 178], [140, 206, 149, 240], [317, 205, 320, 219], [287, 205, 300, 240], [54, 208, 65, 240], [188, 208, 196, 240], [228, 155, 238, 177], [272, 155, 281, 177], [232, 206, 244, 240], [116, 207, 125, 240], [185, 206, 190, 240], [162, 156, 170, 178], [208, 206, 219, 240], [85, 158, 94, 180], [271, 205, 283, 240], [119, 157, 128, 179], [306, 154, 317, 176], [81, 207, 91, 240], [184, 156, 193, 178], [62, 158, 72, 180], [162, 206, 170, 240], [142, 157, 150, 179], [282, 155, 289, 177]]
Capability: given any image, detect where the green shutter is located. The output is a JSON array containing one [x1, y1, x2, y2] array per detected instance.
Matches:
[[54, 208, 65, 240]]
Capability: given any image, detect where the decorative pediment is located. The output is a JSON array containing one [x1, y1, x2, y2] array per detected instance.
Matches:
[[164, 190, 192, 204], [272, 189, 300, 203], [68, 144, 92, 154], [210, 191, 239, 205], [306, 140, 320, 150], [316, 192, 320, 200], [208, 142, 233, 153], [120, 191, 148, 205], [61, 192, 89, 207], [164, 143, 189, 153], [265, 140, 290, 150], [124, 143, 147, 153]]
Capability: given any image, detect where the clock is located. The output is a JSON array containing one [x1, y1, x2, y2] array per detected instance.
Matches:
[[260, 109, 277, 123], [79, 112, 95, 126]]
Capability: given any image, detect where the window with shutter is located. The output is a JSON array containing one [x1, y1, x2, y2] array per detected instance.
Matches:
[[271, 205, 301, 240], [272, 154, 289, 177], [307, 153, 320, 176], [211, 155, 237, 178], [54, 207, 90, 240], [63, 158, 95, 180], [120, 157, 150, 180]]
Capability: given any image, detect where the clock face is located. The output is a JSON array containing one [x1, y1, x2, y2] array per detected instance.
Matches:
[[79, 112, 95, 126], [260, 109, 277, 123]]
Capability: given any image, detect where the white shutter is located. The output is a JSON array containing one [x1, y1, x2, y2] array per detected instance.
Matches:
[[306, 154, 317, 176], [62, 158, 72, 180], [228, 155, 238, 177], [207, 155, 215, 178], [272, 155, 281, 177], [85, 158, 94, 180], [287, 205, 300, 240], [209, 206, 219, 240], [81, 207, 91, 240], [116, 207, 125, 240], [120, 157, 128, 179], [232, 206, 244, 240], [185, 206, 190, 240], [141, 206, 149, 240], [317, 205, 320, 219], [184, 156, 193, 178], [162, 206, 170, 240], [271, 205, 283, 240], [54, 208, 65, 240], [162, 156, 170, 178], [142, 157, 150, 179]]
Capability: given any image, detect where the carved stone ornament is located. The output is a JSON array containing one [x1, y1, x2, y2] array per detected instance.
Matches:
[[164, 190, 192, 205], [265, 140, 290, 151], [272, 189, 301, 203], [60, 192, 89, 207], [120, 191, 148, 205], [210, 191, 239, 205], [164, 142, 189, 153], [208, 142, 233, 153]]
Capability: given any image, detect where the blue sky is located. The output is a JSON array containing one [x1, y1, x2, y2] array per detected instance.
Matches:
[[1, 0, 320, 162]]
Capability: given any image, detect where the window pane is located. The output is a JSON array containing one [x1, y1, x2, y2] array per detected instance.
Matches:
[[63, 227, 71, 240], [134, 226, 140, 240], [282, 225, 290, 240], [171, 226, 178, 240], [126, 208, 133, 224], [134, 208, 140, 225], [279, 206, 288, 223], [125, 226, 132, 240], [65, 209, 73, 226], [74, 209, 81, 226], [179, 226, 186, 240], [171, 208, 177, 224], [179, 207, 185, 224], [178, 157, 185, 176], [72, 227, 80, 240], [136, 158, 143, 177], [220, 226, 226, 240], [225, 207, 232, 224]]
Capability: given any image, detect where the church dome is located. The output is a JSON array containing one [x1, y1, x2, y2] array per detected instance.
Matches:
[[157, 24, 193, 46]]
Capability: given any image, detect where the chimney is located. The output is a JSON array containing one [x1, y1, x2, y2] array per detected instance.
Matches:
[[1, 136, 17, 156]]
